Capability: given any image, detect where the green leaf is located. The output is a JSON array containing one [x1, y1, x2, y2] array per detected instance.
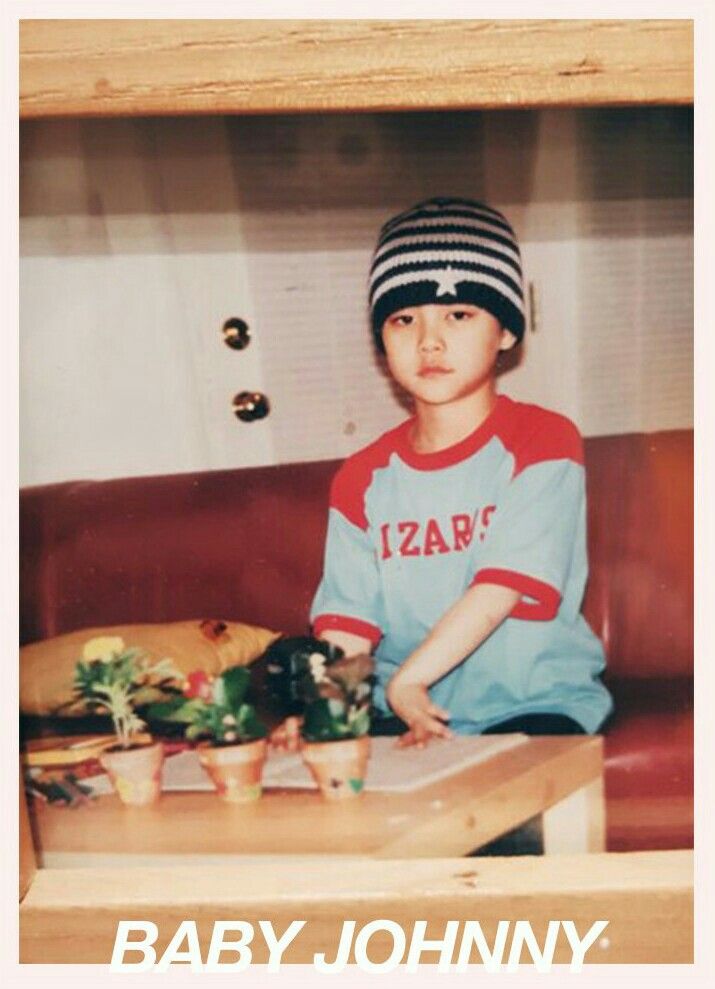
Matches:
[[146, 697, 204, 722], [236, 704, 267, 742], [302, 698, 350, 742], [348, 706, 370, 738], [221, 666, 250, 710], [212, 677, 226, 708]]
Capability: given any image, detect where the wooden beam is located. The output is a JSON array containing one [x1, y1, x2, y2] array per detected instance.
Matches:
[[19, 773, 36, 901], [542, 777, 606, 854], [19, 19, 693, 119], [20, 850, 692, 964]]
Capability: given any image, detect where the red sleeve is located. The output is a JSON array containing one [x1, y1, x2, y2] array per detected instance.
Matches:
[[504, 404, 584, 479], [312, 614, 383, 646], [329, 427, 402, 530], [470, 567, 562, 621]]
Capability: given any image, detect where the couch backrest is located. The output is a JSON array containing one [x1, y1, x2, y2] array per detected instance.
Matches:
[[20, 429, 692, 678], [582, 430, 692, 678]]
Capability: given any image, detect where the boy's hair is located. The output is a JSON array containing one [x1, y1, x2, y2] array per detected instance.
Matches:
[[368, 197, 525, 353]]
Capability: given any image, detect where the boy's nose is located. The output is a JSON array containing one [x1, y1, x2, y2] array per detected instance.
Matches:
[[417, 316, 445, 352]]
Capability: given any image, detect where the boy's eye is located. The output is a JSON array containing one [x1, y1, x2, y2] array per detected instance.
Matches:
[[449, 309, 476, 321], [389, 313, 414, 326]]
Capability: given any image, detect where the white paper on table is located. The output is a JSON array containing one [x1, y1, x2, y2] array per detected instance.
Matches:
[[158, 733, 528, 794]]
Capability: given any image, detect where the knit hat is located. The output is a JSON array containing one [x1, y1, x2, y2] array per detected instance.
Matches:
[[369, 197, 525, 351]]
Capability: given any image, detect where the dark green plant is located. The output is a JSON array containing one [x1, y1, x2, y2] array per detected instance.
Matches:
[[298, 651, 374, 743], [148, 666, 267, 744]]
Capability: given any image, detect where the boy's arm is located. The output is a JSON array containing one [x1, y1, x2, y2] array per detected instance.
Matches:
[[387, 581, 521, 744], [309, 460, 385, 651], [390, 418, 589, 745]]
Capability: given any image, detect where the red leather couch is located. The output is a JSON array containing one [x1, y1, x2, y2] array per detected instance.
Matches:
[[19, 429, 693, 852]]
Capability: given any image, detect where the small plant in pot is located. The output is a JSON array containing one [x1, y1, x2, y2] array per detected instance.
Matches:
[[153, 666, 268, 803], [72, 637, 180, 806], [297, 649, 375, 800]]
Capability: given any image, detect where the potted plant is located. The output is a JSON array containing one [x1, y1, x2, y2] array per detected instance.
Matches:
[[151, 666, 268, 803], [72, 636, 180, 806], [297, 649, 375, 800]]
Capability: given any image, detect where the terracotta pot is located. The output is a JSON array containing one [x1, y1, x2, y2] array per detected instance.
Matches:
[[99, 740, 164, 806], [197, 738, 267, 803], [301, 735, 370, 800]]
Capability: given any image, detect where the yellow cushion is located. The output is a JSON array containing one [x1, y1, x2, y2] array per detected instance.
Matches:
[[20, 619, 280, 716]]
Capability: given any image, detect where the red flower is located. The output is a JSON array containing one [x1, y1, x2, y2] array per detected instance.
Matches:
[[183, 670, 213, 700]]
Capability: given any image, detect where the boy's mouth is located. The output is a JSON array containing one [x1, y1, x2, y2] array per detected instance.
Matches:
[[418, 366, 454, 377]]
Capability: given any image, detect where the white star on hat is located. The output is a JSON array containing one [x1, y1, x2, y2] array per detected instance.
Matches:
[[434, 268, 462, 297]]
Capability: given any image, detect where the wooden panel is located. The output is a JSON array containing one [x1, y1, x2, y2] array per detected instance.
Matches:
[[20, 20, 693, 119], [19, 774, 36, 901], [19, 850, 693, 964], [583, 430, 693, 678]]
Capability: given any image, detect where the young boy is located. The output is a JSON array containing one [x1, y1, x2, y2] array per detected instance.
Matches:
[[282, 197, 612, 747]]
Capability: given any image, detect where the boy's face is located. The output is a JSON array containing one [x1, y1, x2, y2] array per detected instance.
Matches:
[[381, 303, 516, 407]]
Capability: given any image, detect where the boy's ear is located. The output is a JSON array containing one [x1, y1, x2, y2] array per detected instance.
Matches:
[[499, 328, 518, 351]]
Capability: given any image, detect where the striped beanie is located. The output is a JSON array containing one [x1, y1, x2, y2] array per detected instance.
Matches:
[[368, 197, 525, 351]]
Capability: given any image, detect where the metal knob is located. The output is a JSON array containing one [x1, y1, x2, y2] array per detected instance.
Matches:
[[232, 391, 270, 422], [222, 318, 251, 351]]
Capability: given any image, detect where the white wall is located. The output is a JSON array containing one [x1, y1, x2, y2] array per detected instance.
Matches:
[[20, 107, 693, 487]]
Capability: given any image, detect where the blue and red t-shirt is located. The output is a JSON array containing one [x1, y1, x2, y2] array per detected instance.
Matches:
[[310, 394, 613, 734]]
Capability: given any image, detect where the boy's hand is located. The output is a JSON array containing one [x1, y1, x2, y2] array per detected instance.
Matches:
[[268, 716, 302, 752], [386, 677, 452, 746], [396, 726, 449, 749]]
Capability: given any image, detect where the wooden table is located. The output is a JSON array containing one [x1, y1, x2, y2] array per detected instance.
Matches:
[[29, 736, 604, 867]]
